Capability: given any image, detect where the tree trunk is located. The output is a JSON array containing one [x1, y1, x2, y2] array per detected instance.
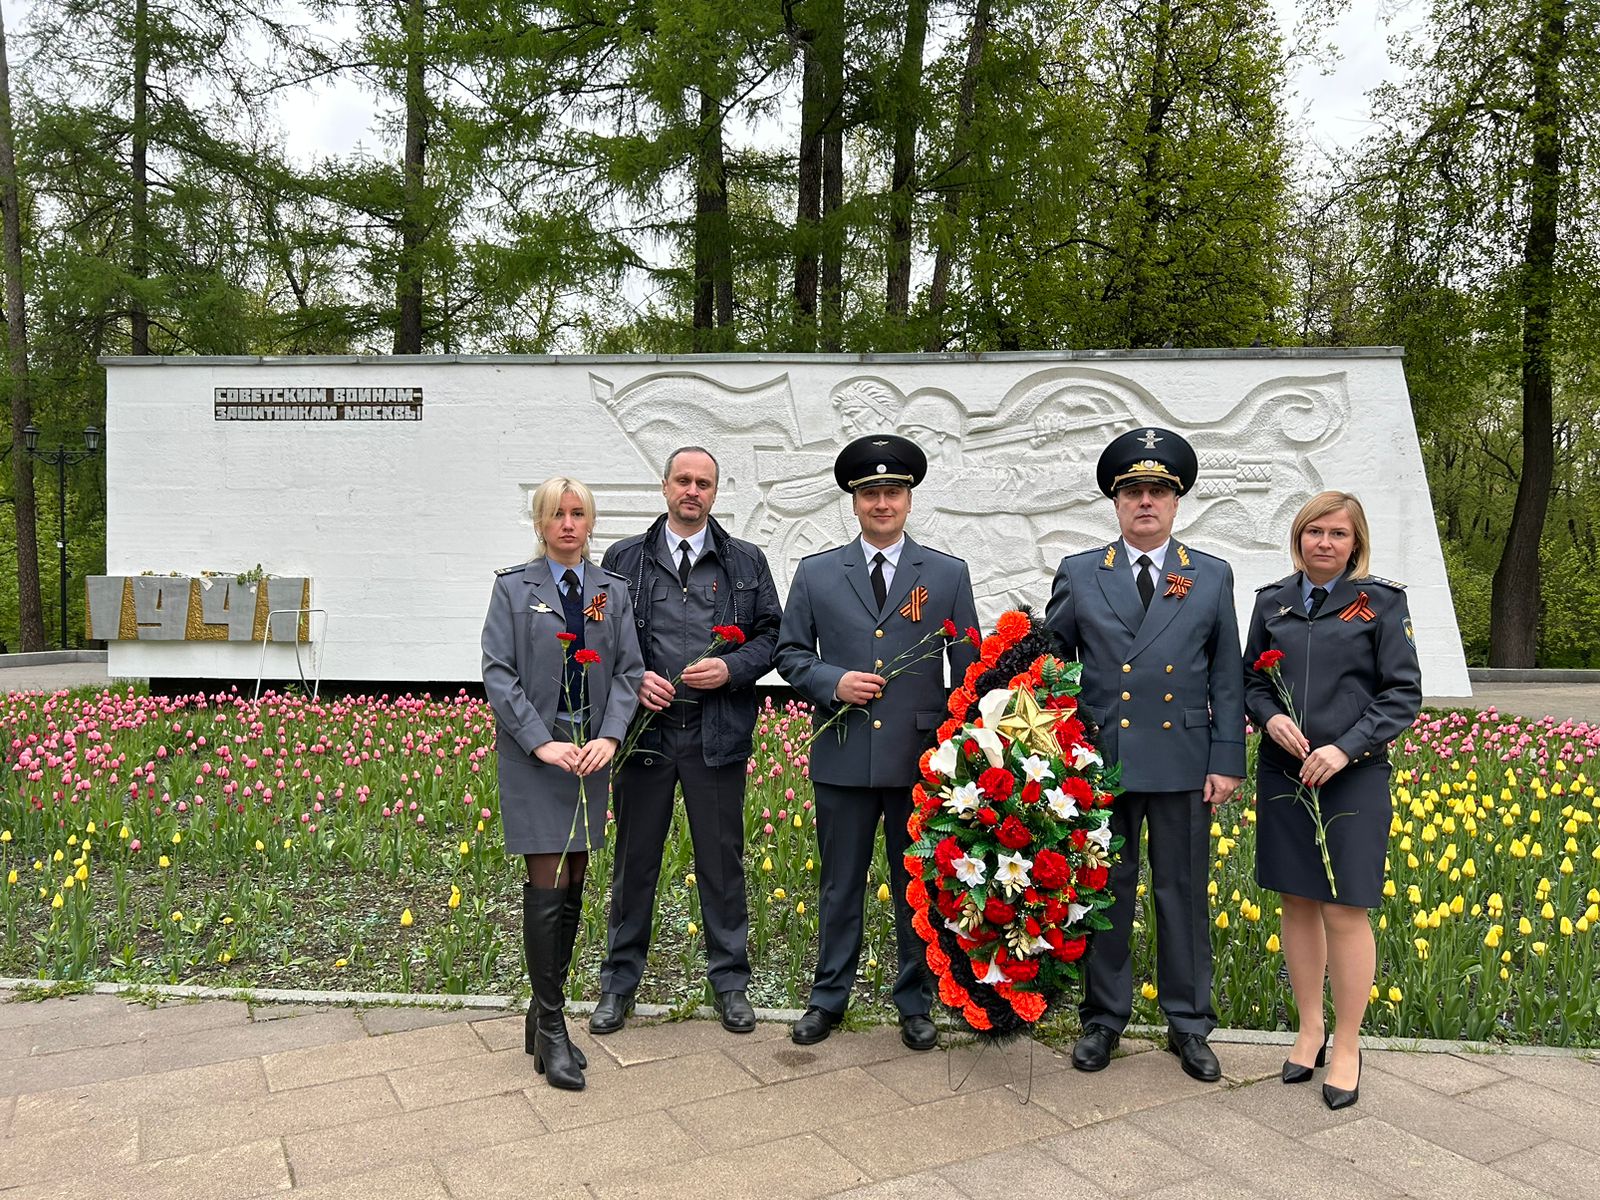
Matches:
[[693, 88, 733, 350], [130, 0, 151, 354], [819, 4, 844, 353], [394, 0, 427, 354], [924, 0, 989, 350], [885, 0, 930, 326], [0, 6, 43, 650], [792, 14, 823, 348], [1488, 0, 1566, 667], [1126, 0, 1173, 349]]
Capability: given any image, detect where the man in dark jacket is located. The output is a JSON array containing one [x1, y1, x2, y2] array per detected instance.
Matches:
[[590, 447, 783, 1035]]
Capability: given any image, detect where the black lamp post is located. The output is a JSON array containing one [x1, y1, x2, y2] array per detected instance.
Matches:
[[22, 423, 101, 650]]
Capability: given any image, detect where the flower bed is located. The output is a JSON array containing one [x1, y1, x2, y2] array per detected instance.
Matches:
[[2, 689, 1597, 1045]]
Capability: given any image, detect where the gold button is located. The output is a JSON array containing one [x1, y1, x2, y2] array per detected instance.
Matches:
[[1163, 721, 1173, 730], [875, 691, 883, 699], [1164, 693, 1173, 702], [874, 659, 883, 669], [1120, 718, 1130, 729], [875, 629, 884, 639], [1121, 691, 1131, 701], [873, 719, 882, 730], [1122, 664, 1131, 674], [1165, 665, 1174, 674]]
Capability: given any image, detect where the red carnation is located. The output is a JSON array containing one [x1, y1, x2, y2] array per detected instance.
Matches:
[[936, 889, 962, 919], [1043, 927, 1064, 948], [573, 648, 601, 666], [1064, 777, 1094, 804], [966, 626, 982, 649], [1044, 897, 1068, 924], [712, 624, 746, 645], [1006, 957, 1041, 982], [1032, 848, 1071, 889], [1253, 649, 1285, 672], [1076, 863, 1109, 891], [1023, 887, 1040, 904], [1024, 916, 1042, 936], [1052, 935, 1088, 962], [983, 897, 1015, 925], [1069, 829, 1088, 851], [1096, 791, 1115, 809], [1020, 780, 1042, 805], [996, 815, 1033, 850], [1044, 693, 1078, 711], [976, 807, 999, 827], [933, 836, 964, 875], [977, 767, 1015, 802], [555, 632, 577, 643], [1053, 717, 1086, 748], [942, 618, 959, 638], [962, 738, 980, 759]]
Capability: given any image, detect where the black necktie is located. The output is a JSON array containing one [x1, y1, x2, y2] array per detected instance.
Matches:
[[870, 551, 888, 611], [558, 568, 586, 712], [1135, 554, 1155, 610], [1308, 586, 1328, 617], [677, 539, 693, 589]]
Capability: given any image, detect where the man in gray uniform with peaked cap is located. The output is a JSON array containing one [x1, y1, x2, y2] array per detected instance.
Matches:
[[776, 434, 980, 1050], [1045, 427, 1245, 1083]]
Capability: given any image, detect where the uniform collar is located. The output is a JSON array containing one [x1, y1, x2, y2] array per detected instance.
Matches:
[[1121, 538, 1169, 572]]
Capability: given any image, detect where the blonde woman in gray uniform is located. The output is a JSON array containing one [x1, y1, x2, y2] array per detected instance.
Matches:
[[1243, 491, 1421, 1111], [482, 476, 644, 1091]]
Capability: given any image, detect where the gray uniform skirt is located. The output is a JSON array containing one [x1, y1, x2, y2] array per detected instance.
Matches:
[[496, 720, 611, 856], [1255, 753, 1391, 909]]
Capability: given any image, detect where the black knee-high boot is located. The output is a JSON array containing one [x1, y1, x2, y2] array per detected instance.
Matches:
[[523, 883, 585, 1090], [548, 878, 587, 1069]]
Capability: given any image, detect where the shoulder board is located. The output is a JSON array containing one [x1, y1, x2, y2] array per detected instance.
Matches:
[[1356, 575, 1406, 591], [1083, 543, 1117, 567], [1255, 574, 1295, 593], [798, 545, 844, 562], [916, 543, 966, 564], [600, 567, 630, 583], [1177, 544, 1226, 566], [495, 562, 528, 576]]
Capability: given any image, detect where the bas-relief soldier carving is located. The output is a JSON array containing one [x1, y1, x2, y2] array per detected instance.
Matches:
[[593, 366, 1351, 623]]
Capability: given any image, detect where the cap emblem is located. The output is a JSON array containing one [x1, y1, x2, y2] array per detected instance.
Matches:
[[1139, 429, 1162, 449]]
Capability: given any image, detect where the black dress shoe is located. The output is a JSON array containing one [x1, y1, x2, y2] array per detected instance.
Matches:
[[588, 991, 634, 1035], [1071, 1024, 1120, 1072], [899, 1013, 938, 1051], [1167, 1030, 1222, 1082], [790, 1006, 843, 1045], [1323, 1050, 1361, 1110], [714, 990, 756, 1033], [1282, 1036, 1329, 1084]]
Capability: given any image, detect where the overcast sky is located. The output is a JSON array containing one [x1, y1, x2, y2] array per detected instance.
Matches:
[[0, 0, 1410, 164]]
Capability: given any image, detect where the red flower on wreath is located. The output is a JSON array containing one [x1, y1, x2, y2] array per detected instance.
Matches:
[[996, 611, 1031, 640], [1063, 777, 1095, 805], [1032, 847, 1071, 889], [711, 624, 746, 645], [1020, 780, 1042, 805], [977, 767, 1015, 802], [983, 896, 1015, 925], [573, 648, 601, 665], [934, 836, 964, 875], [935, 889, 961, 920], [1076, 863, 1109, 891], [1052, 935, 1088, 962], [1006, 957, 1041, 983], [996, 815, 1033, 850], [948, 687, 976, 719], [976, 807, 999, 827]]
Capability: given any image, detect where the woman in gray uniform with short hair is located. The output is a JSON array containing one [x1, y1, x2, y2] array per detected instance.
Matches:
[[482, 476, 644, 1091], [1243, 490, 1421, 1112]]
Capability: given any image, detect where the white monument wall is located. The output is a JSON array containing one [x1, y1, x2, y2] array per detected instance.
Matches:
[[101, 350, 1472, 695]]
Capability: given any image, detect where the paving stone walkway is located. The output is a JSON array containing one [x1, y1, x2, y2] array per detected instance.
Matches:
[[1, 990, 1595, 1199]]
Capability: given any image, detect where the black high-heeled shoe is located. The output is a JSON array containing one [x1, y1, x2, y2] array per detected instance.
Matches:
[[1281, 1035, 1329, 1084], [1322, 1050, 1361, 1110]]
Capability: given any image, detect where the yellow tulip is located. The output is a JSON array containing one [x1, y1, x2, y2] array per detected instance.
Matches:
[[773, 888, 787, 900], [254, 840, 265, 852], [5, 870, 15, 885], [74, 865, 87, 882], [1560, 917, 1574, 936], [1532, 941, 1547, 956], [448, 888, 461, 910], [1383, 880, 1396, 898], [687, 921, 699, 936], [793, 814, 802, 829], [1541, 901, 1556, 920], [459, 841, 470, 855], [761, 856, 773, 872], [53, 849, 64, 862], [1141, 982, 1159, 1000], [159, 855, 171, 868], [1559, 856, 1575, 876], [1388, 986, 1402, 1003], [1519, 916, 1534, 936], [877, 883, 891, 902], [51, 893, 63, 909], [1413, 938, 1429, 960], [685, 873, 696, 887], [1484, 924, 1502, 948], [805, 858, 815, 871], [400, 908, 413, 927], [0, 830, 9, 843], [120, 826, 130, 840], [796, 901, 806, 915], [1499, 967, 1510, 980], [1266, 933, 1280, 952], [1215, 911, 1229, 930], [334, 958, 347, 968], [170, 910, 183, 922], [67, 834, 78, 846], [1369, 985, 1380, 1002], [171, 832, 182, 844]]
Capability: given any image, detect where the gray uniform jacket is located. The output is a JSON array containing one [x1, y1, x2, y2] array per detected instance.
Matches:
[[481, 558, 645, 756], [1045, 540, 1246, 791], [776, 535, 980, 789], [1242, 573, 1422, 770]]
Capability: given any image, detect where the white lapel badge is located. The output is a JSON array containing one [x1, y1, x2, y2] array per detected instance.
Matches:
[[531, 602, 554, 614]]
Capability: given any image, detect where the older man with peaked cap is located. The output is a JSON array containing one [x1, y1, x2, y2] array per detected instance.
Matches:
[[1044, 427, 1245, 1083]]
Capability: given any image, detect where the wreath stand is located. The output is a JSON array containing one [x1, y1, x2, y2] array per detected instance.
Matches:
[[945, 1032, 1037, 1105]]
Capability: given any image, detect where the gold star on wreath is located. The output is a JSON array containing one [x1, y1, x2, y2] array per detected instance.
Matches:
[[994, 685, 1061, 758]]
